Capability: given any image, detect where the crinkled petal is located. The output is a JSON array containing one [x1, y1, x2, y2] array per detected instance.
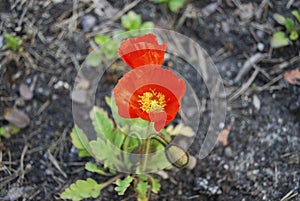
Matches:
[[118, 34, 167, 69]]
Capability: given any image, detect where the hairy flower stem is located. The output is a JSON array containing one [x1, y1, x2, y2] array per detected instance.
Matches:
[[142, 123, 152, 172]]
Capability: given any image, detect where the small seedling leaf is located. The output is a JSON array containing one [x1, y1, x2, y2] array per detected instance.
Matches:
[[289, 30, 299, 40], [121, 11, 142, 30], [86, 51, 102, 67], [273, 13, 286, 25], [3, 33, 23, 51], [152, 0, 168, 3], [284, 18, 295, 32], [114, 176, 133, 195], [94, 35, 111, 45], [271, 31, 289, 48], [168, 0, 186, 12], [0, 124, 20, 139], [61, 178, 102, 201], [292, 10, 300, 23]]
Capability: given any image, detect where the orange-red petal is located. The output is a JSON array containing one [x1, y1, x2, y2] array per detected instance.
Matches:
[[113, 67, 186, 131], [118, 34, 167, 69]]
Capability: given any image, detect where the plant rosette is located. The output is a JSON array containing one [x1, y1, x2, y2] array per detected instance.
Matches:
[[62, 34, 192, 201]]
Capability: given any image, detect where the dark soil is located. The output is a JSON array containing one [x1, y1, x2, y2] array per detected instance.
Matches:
[[0, 0, 299, 201]]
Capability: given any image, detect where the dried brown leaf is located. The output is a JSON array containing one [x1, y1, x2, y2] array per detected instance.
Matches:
[[4, 108, 30, 128], [19, 83, 33, 100], [217, 125, 232, 146], [284, 69, 300, 85]]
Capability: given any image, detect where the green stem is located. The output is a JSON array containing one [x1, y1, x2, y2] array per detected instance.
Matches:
[[97, 173, 124, 190], [142, 122, 152, 172]]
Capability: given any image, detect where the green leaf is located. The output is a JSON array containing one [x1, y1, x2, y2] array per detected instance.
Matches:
[[121, 11, 142, 30], [71, 126, 92, 157], [168, 0, 186, 12], [0, 124, 20, 139], [273, 13, 286, 25], [86, 51, 102, 67], [61, 178, 102, 201], [138, 174, 148, 181], [292, 10, 300, 23], [271, 31, 290, 48], [140, 22, 155, 35], [3, 33, 23, 51], [94, 35, 111, 45], [114, 175, 134, 195], [89, 138, 122, 168], [0, 128, 5, 136], [85, 162, 109, 175], [289, 30, 299, 40], [102, 42, 118, 60], [150, 177, 161, 194], [91, 107, 114, 140], [111, 129, 126, 148], [284, 18, 295, 32], [94, 35, 118, 60], [105, 96, 131, 130], [135, 180, 149, 201], [140, 21, 154, 29], [123, 135, 140, 153], [152, 0, 168, 3]]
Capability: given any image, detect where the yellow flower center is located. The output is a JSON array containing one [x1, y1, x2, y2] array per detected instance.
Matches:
[[138, 89, 166, 113]]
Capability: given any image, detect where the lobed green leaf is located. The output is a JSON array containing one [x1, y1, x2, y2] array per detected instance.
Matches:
[[136, 180, 149, 201], [61, 178, 101, 201], [150, 177, 161, 194], [85, 162, 109, 175], [114, 175, 134, 195], [92, 107, 114, 140]]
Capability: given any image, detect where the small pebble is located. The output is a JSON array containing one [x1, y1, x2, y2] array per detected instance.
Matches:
[[257, 43, 264, 51], [224, 147, 233, 157], [71, 89, 87, 104], [0, 34, 3, 49], [219, 122, 225, 129], [15, 98, 25, 107], [81, 14, 97, 32]]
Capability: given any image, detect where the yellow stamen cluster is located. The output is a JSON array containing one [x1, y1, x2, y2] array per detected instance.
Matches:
[[138, 89, 166, 113]]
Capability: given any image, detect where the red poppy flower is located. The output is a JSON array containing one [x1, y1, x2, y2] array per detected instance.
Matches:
[[118, 34, 167, 69], [113, 66, 186, 132]]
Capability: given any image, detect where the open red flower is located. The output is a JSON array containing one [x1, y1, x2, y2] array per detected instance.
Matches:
[[113, 66, 186, 131], [118, 34, 167, 69]]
